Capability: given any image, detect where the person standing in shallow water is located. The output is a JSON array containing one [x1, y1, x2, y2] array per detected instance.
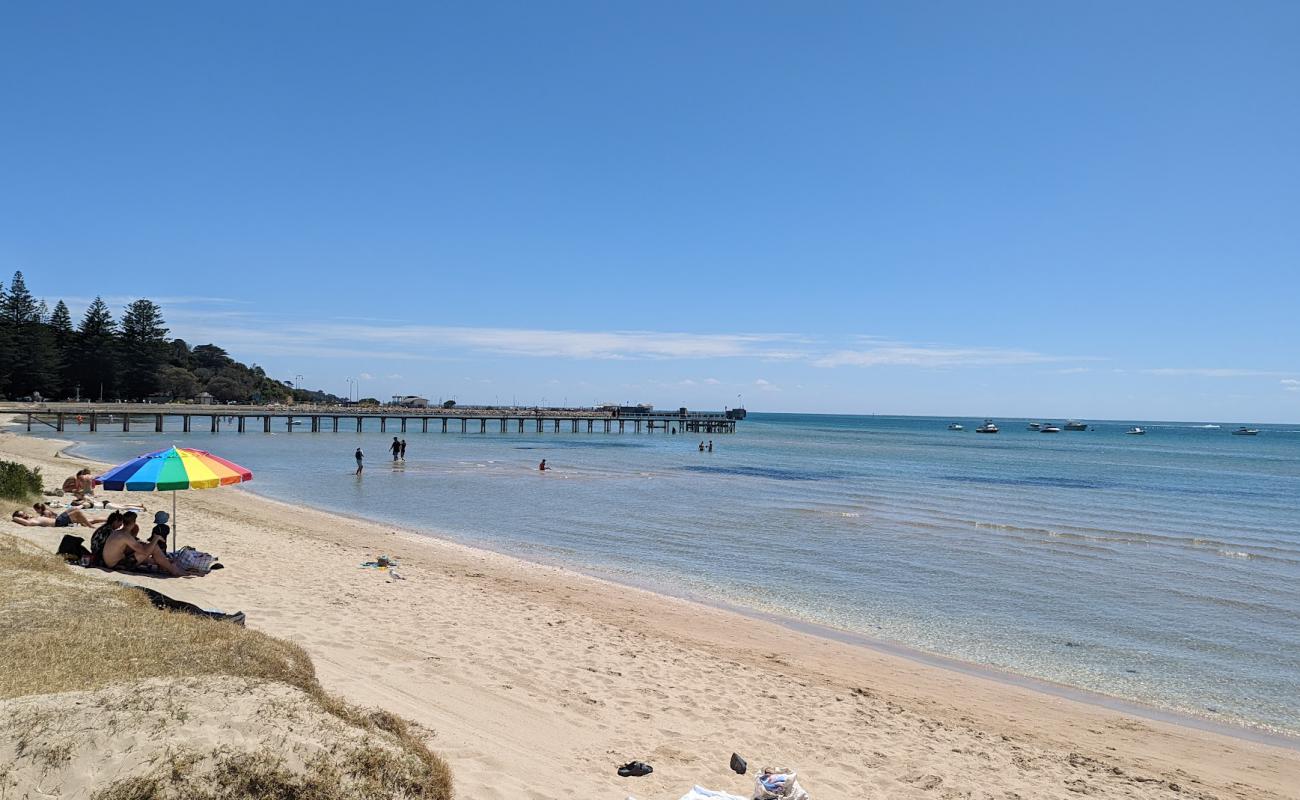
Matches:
[[707, 440, 713, 452], [399, 439, 407, 460], [355, 448, 364, 475], [390, 436, 401, 461], [699, 441, 705, 452], [538, 459, 547, 471]]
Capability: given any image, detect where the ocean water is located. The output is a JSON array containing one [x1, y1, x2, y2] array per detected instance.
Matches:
[[40, 413, 1300, 737]]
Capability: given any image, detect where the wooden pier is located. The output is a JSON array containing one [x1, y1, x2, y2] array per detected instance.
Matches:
[[7, 403, 740, 436]]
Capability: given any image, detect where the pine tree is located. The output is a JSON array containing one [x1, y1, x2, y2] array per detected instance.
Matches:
[[119, 299, 169, 400], [1, 272, 56, 398], [76, 296, 119, 401], [0, 278, 10, 398], [49, 300, 77, 399]]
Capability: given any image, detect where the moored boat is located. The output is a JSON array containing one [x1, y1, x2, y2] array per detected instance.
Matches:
[[947, 423, 964, 430], [1064, 420, 1088, 431], [1040, 423, 1061, 433], [1126, 426, 1145, 435], [975, 420, 998, 433], [1027, 421, 1042, 430], [1231, 427, 1259, 436]]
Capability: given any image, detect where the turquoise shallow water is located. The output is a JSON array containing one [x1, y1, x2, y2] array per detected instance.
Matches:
[[42, 413, 1300, 737]]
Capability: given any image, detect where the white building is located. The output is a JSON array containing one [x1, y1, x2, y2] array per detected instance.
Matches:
[[391, 395, 429, 408]]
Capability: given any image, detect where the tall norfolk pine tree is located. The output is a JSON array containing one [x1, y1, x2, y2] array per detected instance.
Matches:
[[1, 272, 58, 398], [119, 299, 170, 400], [76, 296, 119, 402], [48, 300, 77, 399]]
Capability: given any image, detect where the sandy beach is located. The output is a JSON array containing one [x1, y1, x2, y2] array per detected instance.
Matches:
[[2, 427, 1297, 800]]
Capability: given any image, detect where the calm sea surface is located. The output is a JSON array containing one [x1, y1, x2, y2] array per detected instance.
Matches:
[[43, 413, 1300, 737]]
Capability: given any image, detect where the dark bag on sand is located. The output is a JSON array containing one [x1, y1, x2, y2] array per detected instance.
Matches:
[[56, 534, 90, 561]]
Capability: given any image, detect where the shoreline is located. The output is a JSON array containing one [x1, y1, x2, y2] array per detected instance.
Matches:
[[53, 431, 1300, 750], [5, 424, 1299, 798]]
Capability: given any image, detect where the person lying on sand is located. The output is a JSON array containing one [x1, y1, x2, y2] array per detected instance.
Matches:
[[101, 523, 185, 577], [30, 503, 110, 528]]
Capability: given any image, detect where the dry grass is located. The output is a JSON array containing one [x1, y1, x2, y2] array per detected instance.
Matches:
[[0, 533, 453, 799]]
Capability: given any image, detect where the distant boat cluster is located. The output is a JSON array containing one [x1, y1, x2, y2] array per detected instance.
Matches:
[[947, 421, 1263, 437]]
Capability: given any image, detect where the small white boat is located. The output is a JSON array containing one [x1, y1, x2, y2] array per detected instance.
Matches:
[[948, 423, 964, 430], [1027, 421, 1042, 430], [1126, 426, 1146, 435], [975, 420, 999, 434], [1064, 420, 1088, 431], [1231, 427, 1259, 436], [1040, 423, 1062, 433]]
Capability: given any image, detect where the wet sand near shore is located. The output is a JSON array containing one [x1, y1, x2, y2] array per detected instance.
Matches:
[[2, 427, 1297, 799]]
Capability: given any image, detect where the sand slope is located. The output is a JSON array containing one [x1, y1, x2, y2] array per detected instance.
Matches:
[[2, 429, 1297, 799]]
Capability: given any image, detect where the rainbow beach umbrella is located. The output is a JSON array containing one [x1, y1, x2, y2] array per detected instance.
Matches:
[[95, 446, 253, 550]]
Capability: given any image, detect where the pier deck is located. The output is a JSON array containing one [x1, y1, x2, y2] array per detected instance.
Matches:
[[4, 403, 739, 436]]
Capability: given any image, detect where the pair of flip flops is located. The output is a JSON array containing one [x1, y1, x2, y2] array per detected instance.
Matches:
[[617, 761, 653, 777]]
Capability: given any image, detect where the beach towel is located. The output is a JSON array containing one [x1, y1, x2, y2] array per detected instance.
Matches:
[[123, 583, 245, 626], [679, 787, 748, 800]]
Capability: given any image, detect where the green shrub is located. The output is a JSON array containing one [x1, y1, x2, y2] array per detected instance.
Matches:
[[0, 461, 42, 501]]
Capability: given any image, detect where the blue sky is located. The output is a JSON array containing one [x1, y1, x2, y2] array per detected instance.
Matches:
[[3, 2, 1298, 420]]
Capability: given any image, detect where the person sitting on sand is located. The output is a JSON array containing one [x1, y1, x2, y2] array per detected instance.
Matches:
[[62, 468, 96, 500], [30, 502, 109, 528], [101, 523, 185, 577], [149, 511, 171, 549]]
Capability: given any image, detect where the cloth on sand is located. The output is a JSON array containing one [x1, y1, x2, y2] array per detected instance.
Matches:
[[122, 583, 246, 626], [678, 787, 748, 800]]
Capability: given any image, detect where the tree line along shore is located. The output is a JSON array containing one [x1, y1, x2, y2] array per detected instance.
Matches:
[[0, 271, 343, 406]]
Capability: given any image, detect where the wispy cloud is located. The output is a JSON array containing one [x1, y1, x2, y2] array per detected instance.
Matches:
[[814, 339, 1076, 369], [1283, 379, 1300, 392], [1141, 368, 1292, 378], [152, 311, 1104, 373], [317, 324, 811, 361]]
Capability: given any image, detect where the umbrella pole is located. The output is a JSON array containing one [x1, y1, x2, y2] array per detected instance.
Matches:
[[172, 491, 177, 552]]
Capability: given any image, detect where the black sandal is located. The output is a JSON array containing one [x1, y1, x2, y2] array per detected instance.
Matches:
[[617, 761, 653, 777]]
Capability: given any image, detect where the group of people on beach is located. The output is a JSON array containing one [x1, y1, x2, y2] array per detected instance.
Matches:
[[8, 467, 184, 577], [86, 510, 184, 576]]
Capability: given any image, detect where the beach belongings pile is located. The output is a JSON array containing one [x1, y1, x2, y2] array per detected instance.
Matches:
[[621, 753, 810, 800], [360, 554, 405, 580], [171, 546, 219, 573]]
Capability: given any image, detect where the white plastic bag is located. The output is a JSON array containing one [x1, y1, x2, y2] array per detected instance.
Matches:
[[753, 770, 808, 800]]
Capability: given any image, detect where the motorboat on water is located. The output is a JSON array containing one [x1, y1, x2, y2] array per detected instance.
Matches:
[[1231, 427, 1260, 436], [975, 420, 999, 433], [1126, 426, 1146, 435], [948, 423, 964, 430], [1064, 420, 1088, 431], [1040, 423, 1062, 433], [1027, 422, 1042, 430]]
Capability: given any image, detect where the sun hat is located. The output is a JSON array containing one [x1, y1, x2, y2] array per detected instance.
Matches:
[[154, 511, 169, 524]]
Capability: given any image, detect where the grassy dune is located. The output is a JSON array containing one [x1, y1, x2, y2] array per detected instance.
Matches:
[[0, 532, 453, 800]]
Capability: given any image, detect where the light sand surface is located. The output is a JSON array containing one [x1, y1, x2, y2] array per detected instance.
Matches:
[[2, 428, 1297, 800]]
